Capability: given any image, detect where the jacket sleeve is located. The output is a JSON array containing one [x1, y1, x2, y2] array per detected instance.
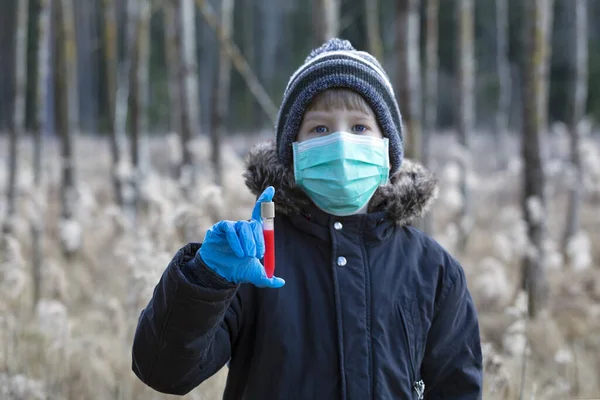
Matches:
[[420, 254, 483, 399], [131, 243, 244, 396]]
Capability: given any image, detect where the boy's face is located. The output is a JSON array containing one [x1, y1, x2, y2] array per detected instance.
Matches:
[[297, 108, 384, 143]]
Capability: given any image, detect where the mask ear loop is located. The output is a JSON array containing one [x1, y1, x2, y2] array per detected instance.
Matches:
[[381, 138, 391, 185], [291, 142, 301, 185]]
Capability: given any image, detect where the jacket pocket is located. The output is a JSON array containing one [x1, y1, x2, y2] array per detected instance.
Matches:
[[397, 299, 426, 399]]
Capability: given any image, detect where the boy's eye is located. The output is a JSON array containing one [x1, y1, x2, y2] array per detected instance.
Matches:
[[353, 124, 368, 133], [312, 125, 329, 133]]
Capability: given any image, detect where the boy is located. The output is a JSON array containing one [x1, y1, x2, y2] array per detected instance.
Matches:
[[132, 38, 483, 399]]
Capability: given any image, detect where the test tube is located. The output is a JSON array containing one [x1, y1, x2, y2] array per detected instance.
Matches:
[[261, 201, 275, 278]]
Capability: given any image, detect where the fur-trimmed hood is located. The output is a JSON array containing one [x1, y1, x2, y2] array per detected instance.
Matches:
[[242, 140, 438, 226]]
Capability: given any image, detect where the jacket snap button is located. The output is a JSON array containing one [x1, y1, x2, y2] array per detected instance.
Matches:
[[337, 256, 347, 266], [334, 222, 343, 230]]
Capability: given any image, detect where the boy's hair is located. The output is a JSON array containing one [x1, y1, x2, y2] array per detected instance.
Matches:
[[307, 88, 375, 117]]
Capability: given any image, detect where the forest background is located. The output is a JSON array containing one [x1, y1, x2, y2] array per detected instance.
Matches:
[[2, 0, 600, 133], [1, 0, 600, 399]]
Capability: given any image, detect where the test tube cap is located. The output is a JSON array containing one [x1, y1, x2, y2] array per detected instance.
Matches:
[[261, 201, 275, 218]]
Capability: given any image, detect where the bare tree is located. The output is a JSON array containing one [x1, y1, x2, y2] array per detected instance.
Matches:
[[423, 0, 438, 168], [365, 0, 383, 61], [103, 0, 125, 207], [257, 0, 281, 129], [195, 0, 278, 123], [422, 0, 438, 234], [31, 0, 52, 308], [495, 0, 511, 168], [396, 0, 422, 162], [210, 0, 235, 187], [115, 0, 134, 153], [455, 0, 475, 251], [35, 0, 51, 188], [61, 0, 79, 140], [112, 0, 136, 224], [164, 0, 183, 179], [55, 0, 80, 257], [313, 0, 340, 45], [163, 4, 180, 136], [242, 0, 257, 127], [539, 2, 555, 135], [563, 0, 588, 263], [73, 1, 98, 133], [181, 0, 200, 185], [128, 0, 151, 214], [521, 0, 555, 318], [178, 0, 201, 188], [2, 0, 29, 236]]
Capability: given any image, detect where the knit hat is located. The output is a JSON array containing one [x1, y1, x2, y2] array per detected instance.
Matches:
[[275, 38, 404, 173]]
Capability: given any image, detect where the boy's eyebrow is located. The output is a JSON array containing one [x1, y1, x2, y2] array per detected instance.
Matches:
[[302, 111, 332, 121], [302, 109, 376, 123], [348, 110, 376, 120]]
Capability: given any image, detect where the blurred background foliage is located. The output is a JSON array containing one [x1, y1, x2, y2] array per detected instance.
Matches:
[[1, 0, 600, 136], [1, 1, 600, 398]]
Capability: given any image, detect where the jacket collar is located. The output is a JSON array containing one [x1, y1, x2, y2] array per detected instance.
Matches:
[[242, 140, 438, 226]]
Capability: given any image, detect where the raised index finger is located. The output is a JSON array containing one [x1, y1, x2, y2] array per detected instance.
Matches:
[[251, 186, 275, 221]]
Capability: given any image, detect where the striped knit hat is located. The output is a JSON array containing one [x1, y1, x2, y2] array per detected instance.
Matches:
[[275, 38, 404, 173]]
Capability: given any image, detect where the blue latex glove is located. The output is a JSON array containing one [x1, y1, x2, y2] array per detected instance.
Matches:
[[199, 186, 285, 288]]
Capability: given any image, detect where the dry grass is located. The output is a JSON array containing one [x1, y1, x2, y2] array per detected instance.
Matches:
[[0, 128, 599, 400]]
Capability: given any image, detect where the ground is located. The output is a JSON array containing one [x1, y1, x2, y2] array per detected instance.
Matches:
[[0, 127, 599, 399]]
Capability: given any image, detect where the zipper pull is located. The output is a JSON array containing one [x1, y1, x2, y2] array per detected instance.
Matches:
[[413, 380, 425, 399]]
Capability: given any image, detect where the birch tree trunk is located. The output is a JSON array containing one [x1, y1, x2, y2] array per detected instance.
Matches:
[[455, 0, 475, 251], [0, 5, 15, 133], [31, 0, 52, 308], [2, 0, 29, 236], [56, 0, 80, 257], [74, 1, 97, 133], [563, 0, 588, 263], [313, 0, 340, 45], [195, 0, 277, 123], [164, 1, 183, 179], [178, 0, 200, 189], [210, 0, 235, 187], [495, 0, 511, 169], [396, 0, 422, 162], [103, 0, 125, 207], [115, 0, 135, 155], [540, 1, 554, 138], [128, 0, 151, 215], [35, 1, 51, 188], [127, 0, 140, 215], [258, 0, 279, 128], [111, 0, 135, 225], [521, 0, 554, 319], [422, 0, 438, 235], [365, 0, 383, 61], [423, 0, 438, 168], [163, 3, 181, 132], [242, 0, 257, 129], [61, 0, 79, 142]]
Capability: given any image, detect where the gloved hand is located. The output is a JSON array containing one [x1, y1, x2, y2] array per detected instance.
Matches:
[[199, 186, 285, 288]]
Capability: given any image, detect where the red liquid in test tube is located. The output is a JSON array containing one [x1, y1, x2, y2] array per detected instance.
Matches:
[[261, 201, 276, 278]]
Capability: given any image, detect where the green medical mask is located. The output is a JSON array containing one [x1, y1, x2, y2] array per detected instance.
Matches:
[[292, 131, 390, 216]]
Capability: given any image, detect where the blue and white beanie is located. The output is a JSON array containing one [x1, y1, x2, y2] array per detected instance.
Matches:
[[275, 38, 404, 173]]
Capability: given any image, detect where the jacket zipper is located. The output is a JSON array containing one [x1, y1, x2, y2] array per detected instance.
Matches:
[[399, 306, 425, 399], [413, 380, 425, 399]]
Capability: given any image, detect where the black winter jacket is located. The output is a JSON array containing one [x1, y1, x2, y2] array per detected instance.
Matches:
[[132, 141, 483, 399]]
